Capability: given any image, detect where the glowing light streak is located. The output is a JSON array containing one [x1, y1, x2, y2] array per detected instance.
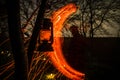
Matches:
[[28, 52, 52, 80], [48, 52, 82, 80], [0, 61, 14, 76], [54, 16, 61, 25], [46, 3, 85, 80], [0, 3, 85, 80], [3, 71, 14, 80]]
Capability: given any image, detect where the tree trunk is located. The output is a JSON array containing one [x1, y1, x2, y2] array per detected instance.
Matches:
[[27, 0, 47, 68], [6, 0, 28, 80], [89, 0, 94, 38]]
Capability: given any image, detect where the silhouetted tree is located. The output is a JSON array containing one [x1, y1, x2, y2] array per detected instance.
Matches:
[[66, 0, 120, 37], [27, 0, 47, 67], [6, 0, 28, 80]]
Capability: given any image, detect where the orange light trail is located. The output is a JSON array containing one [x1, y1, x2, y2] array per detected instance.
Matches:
[[46, 3, 85, 80], [0, 3, 85, 80]]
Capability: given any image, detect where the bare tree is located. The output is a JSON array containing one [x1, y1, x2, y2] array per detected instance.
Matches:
[[27, 0, 47, 67], [6, 0, 28, 80], [71, 0, 120, 37]]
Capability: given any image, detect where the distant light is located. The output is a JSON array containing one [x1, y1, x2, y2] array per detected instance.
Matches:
[[43, 57, 46, 61], [46, 73, 56, 79], [1, 51, 4, 54], [7, 53, 11, 57]]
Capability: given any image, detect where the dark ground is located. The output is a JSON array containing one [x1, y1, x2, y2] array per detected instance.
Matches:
[[63, 37, 120, 80], [0, 35, 120, 80]]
